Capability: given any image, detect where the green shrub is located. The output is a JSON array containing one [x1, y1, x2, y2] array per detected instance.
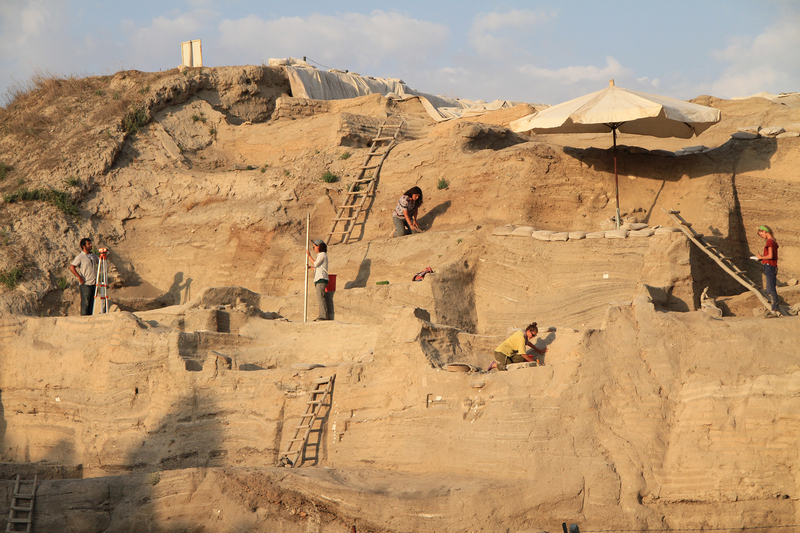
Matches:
[[321, 171, 339, 183], [139, 85, 150, 95], [283, 169, 291, 177], [95, 89, 104, 97], [437, 178, 449, 190], [208, 127, 216, 136], [3, 188, 79, 216], [149, 472, 161, 486], [112, 91, 120, 100], [57, 276, 68, 290], [339, 151, 351, 160], [122, 105, 149, 135], [0, 267, 22, 290], [0, 227, 9, 245], [65, 176, 79, 187]]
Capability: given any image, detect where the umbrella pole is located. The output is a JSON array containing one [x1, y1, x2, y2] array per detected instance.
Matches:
[[613, 128, 621, 230]]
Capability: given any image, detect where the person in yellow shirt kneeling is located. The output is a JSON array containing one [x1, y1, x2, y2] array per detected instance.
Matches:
[[489, 322, 547, 371]]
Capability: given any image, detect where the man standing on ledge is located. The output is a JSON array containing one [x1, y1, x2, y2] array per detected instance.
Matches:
[[69, 238, 99, 316]]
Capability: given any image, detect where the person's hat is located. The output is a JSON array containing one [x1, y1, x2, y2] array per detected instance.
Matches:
[[311, 239, 324, 246]]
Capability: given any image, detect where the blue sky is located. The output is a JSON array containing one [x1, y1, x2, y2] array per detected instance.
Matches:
[[2, 0, 799, 107]]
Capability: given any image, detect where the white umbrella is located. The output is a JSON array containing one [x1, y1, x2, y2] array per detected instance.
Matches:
[[510, 80, 721, 228]]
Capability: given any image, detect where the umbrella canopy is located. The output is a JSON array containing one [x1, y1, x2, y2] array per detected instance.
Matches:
[[510, 81, 721, 136], [510, 80, 721, 228]]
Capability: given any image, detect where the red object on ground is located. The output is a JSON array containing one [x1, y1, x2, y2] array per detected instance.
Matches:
[[325, 274, 336, 292]]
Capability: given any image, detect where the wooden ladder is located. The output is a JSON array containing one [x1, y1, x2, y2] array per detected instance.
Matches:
[[6, 475, 37, 533], [277, 375, 336, 468], [326, 120, 404, 245], [662, 208, 771, 308]]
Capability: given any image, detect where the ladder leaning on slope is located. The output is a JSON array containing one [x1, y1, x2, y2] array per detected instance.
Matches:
[[276, 375, 335, 468], [325, 120, 404, 245], [661, 207, 771, 308], [6, 475, 37, 533]]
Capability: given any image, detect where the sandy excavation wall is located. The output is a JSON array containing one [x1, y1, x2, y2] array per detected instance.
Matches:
[[2, 65, 800, 321], [2, 66, 800, 532], [1, 296, 799, 531]]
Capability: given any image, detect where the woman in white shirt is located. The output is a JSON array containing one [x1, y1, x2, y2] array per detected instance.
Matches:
[[306, 239, 329, 321]]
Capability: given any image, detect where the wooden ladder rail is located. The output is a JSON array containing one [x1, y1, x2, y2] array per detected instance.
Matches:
[[6, 475, 37, 533], [661, 208, 771, 308], [277, 375, 335, 468], [326, 120, 404, 245]]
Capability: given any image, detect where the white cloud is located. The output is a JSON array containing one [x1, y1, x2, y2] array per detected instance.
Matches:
[[518, 56, 631, 85], [709, 7, 800, 98], [217, 11, 449, 72], [636, 76, 660, 88], [469, 9, 553, 57], [0, 0, 77, 95], [472, 9, 553, 34], [125, 9, 216, 69]]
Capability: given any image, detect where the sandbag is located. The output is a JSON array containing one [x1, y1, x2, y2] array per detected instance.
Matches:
[[549, 232, 569, 241], [682, 145, 707, 153], [628, 229, 655, 237], [760, 126, 785, 136], [532, 230, 556, 241], [605, 229, 628, 239], [510, 226, 535, 237], [599, 220, 617, 231], [586, 231, 605, 239], [622, 222, 648, 230], [492, 226, 516, 236], [568, 231, 587, 240], [731, 131, 760, 140], [655, 227, 682, 235]]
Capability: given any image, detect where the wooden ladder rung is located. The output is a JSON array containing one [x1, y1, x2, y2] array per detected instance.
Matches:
[[331, 216, 356, 221], [10, 505, 32, 512], [359, 165, 380, 170], [372, 136, 394, 141], [668, 209, 681, 214], [681, 221, 692, 227], [12, 494, 33, 500], [366, 151, 388, 157]]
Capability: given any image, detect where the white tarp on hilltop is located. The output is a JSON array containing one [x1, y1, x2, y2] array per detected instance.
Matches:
[[270, 57, 520, 122]]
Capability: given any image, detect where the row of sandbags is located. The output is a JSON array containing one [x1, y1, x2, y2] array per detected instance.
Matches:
[[730, 124, 800, 140], [492, 225, 682, 241]]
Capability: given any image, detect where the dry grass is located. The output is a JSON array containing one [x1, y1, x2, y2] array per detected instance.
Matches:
[[2, 69, 103, 109]]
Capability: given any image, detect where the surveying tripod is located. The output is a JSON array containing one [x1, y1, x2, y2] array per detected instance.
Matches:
[[93, 247, 110, 314]]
